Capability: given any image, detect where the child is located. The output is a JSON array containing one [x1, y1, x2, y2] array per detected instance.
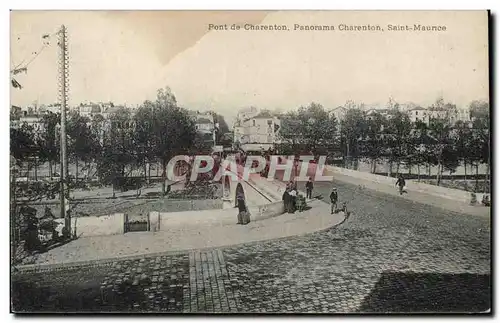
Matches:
[[296, 194, 307, 212]]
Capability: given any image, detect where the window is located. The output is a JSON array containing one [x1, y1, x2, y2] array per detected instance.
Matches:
[[267, 120, 273, 126], [253, 120, 256, 126]]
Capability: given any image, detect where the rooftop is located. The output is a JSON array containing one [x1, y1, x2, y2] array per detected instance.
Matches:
[[409, 106, 427, 111], [196, 117, 213, 124]]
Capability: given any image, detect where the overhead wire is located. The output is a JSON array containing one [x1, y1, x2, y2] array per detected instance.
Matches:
[[11, 29, 61, 89], [11, 30, 60, 74]]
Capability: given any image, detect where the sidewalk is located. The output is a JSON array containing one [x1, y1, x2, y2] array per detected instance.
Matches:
[[20, 199, 344, 267], [273, 162, 490, 217], [325, 171, 490, 217]]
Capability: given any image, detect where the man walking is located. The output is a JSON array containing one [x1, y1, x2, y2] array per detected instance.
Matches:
[[306, 177, 314, 199], [395, 174, 406, 195], [330, 187, 338, 214]]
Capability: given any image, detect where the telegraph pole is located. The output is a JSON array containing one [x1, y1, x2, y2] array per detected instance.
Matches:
[[58, 25, 70, 237]]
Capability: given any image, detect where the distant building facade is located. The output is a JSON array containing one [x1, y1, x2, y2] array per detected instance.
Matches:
[[233, 108, 281, 152], [189, 111, 216, 147]]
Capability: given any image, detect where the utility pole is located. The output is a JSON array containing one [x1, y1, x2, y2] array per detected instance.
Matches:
[[10, 163, 17, 264], [58, 25, 70, 237]]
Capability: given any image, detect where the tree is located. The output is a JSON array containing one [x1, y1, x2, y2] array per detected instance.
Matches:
[[276, 110, 301, 155], [361, 112, 386, 173], [469, 100, 489, 120], [91, 113, 105, 145], [470, 113, 490, 192], [67, 111, 98, 181], [138, 87, 197, 195], [411, 120, 432, 181], [96, 107, 136, 197], [340, 108, 367, 169], [133, 101, 156, 183], [11, 123, 37, 164], [429, 96, 445, 111], [278, 102, 337, 156], [452, 120, 473, 189], [428, 118, 452, 186], [10, 122, 44, 181], [212, 112, 230, 144], [468, 99, 490, 192], [38, 112, 60, 177], [385, 110, 413, 176]]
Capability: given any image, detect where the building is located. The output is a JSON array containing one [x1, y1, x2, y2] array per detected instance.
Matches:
[[189, 111, 216, 148], [236, 106, 259, 122], [42, 104, 62, 114], [408, 106, 430, 124], [78, 103, 102, 119], [330, 106, 347, 121], [18, 114, 44, 132], [456, 107, 471, 122], [10, 104, 63, 131], [233, 109, 281, 152], [10, 106, 22, 129], [101, 105, 123, 120]]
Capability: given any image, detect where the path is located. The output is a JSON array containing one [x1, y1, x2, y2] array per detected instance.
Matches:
[[20, 199, 343, 267], [12, 174, 491, 313]]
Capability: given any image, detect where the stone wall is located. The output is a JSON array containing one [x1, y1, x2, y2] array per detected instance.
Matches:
[[54, 213, 125, 238], [293, 161, 488, 205]]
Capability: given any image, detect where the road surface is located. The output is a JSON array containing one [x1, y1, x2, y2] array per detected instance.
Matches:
[[12, 175, 491, 313]]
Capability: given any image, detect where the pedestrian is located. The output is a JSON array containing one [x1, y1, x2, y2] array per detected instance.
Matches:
[[306, 177, 314, 199], [237, 194, 249, 225], [330, 187, 338, 214], [282, 188, 291, 213], [289, 188, 297, 213], [395, 174, 406, 195], [296, 193, 306, 212]]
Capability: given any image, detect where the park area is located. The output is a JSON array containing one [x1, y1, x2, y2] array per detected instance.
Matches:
[[11, 163, 224, 266]]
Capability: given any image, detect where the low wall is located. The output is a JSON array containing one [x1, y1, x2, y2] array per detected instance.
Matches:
[[240, 179, 275, 206], [49, 200, 286, 236], [235, 164, 282, 202], [159, 199, 223, 211], [248, 201, 285, 222], [227, 166, 278, 205], [323, 165, 485, 203], [157, 200, 285, 230], [291, 161, 487, 204], [324, 165, 396, 185], [54, 213, 125, 238]]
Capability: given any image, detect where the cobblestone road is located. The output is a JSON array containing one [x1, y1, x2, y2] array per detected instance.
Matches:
[[12, 180, 491, 313]]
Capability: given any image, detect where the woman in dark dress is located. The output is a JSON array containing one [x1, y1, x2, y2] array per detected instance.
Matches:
[[237, 194, 249, 224], [282, 188, 290, 213], [288, 189, 297, 213]]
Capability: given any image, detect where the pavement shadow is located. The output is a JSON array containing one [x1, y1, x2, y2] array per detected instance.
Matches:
[[37, 237, 76, 254], [357, 272, 491, 313]]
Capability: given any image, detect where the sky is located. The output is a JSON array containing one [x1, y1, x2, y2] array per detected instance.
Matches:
[[10, 11, 489, 123]]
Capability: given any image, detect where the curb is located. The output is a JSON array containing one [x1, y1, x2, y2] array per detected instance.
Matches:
[[13, 200, 346, 275]]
